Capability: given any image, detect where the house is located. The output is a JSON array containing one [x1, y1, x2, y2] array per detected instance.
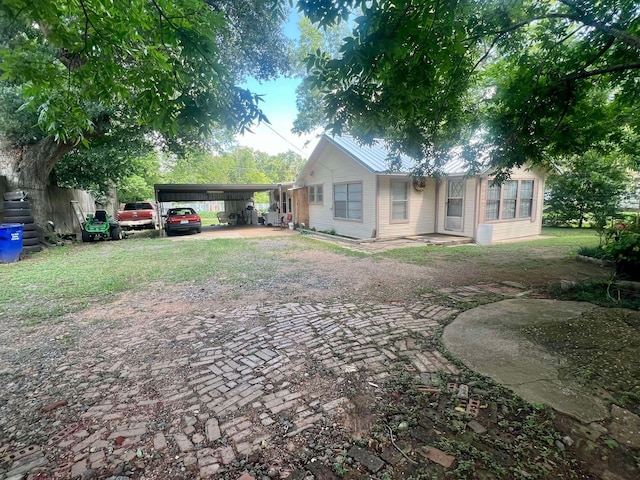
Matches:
[[293, 134, 547, 245]]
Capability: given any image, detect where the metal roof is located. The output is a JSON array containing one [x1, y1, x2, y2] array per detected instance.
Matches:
[[323, 134, 472, 176], [154, 183, 292, 203], [325, 135, 417, 174]]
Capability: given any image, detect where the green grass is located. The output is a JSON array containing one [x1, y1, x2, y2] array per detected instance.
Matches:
[[0, 235, 277, 324], [1, 226, 604, 325], [376, 227, 601, 265]]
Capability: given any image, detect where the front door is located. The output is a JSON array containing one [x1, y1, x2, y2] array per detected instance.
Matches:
[[445, 179, 464, 231]]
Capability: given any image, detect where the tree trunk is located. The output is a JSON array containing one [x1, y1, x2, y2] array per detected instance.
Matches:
[[2, 136, 75, 229]]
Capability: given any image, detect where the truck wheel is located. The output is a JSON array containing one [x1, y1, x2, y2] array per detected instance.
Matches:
[[81, 230, 92, 242], [110, 226, 123, 240]]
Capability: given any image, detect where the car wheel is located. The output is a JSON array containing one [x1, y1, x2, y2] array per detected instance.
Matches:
[[110, 226, 123, 240]]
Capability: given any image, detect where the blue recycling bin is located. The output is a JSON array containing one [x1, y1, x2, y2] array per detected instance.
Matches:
[[0, 223, 24, 263]]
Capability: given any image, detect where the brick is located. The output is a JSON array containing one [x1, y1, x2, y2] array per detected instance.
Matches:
[[347, 446, 385, 473], [153, 433, 168, 451], [423, 446, 456, 468], [200, 463, 221, 477], [70, 459, 87, 478], [218, 445, 235, 465], [174, 433, 194, 452]]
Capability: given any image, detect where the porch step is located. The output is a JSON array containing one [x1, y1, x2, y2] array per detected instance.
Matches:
[[405, 234, 474, 246]]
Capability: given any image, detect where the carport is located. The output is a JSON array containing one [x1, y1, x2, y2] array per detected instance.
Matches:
[[153, 183, 295, 227]]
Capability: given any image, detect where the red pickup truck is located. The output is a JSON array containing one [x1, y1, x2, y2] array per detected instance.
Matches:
[[116, 202, 159, 230]]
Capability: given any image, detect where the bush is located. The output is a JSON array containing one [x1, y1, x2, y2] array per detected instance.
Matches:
[[604, 231, 640, 280], [577, 245, 608, 259]]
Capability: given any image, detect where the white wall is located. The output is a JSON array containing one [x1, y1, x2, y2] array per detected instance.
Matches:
[[376, 176, 436, 238], [475, 166, 547, 243], [301, 142, 377, 239]]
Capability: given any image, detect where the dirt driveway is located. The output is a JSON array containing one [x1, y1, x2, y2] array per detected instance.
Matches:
[[1, 233, 634, 480]]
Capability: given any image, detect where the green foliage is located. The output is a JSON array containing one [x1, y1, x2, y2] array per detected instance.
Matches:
[[545, 151, 633, 229], [296, 0, 640, 174], [292, 16, 350, 134], [0, 1, 292, 145], [604, 232, 640, 280]]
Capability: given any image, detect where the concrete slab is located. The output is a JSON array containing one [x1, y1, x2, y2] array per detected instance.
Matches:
[[442, 298, 610, 423]]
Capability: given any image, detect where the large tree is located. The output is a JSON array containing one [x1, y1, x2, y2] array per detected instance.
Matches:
[[296, 0, 640, 176], [0, 0, 291, 224], [545, 150, 633, 228]]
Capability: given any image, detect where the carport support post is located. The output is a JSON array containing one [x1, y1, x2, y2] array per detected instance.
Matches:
[[278, 184, 282, 217], [154, 188, 163, 230]]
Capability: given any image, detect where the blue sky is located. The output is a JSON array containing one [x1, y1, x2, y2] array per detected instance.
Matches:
[[235, 8, 321, 157]]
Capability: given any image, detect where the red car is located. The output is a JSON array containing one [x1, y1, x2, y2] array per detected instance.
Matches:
[[164, 208, 202, 235]]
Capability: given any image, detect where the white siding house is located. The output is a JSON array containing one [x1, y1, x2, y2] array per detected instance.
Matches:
[[295, 135, 547, 244]]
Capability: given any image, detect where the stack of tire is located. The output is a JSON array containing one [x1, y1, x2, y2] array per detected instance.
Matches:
[[1, 200, 42, 254]]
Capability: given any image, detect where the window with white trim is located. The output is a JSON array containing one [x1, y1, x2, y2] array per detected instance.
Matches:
[[391, 180, 409, 221], [334, 182, 362, 220], [485, 179, 535, 221], [308, 184, 323, 204]]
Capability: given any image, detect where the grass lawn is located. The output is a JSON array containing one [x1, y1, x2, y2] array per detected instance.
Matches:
[[0, 226, 605, 326]]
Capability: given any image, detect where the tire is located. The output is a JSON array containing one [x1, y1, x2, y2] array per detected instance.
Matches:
[[22, 230, 38, 239], [2, 201, 30, 210], [81, 230, 92, 242], [195, 227, 201, 233], [165, 228, 173, 236], [110, 226, 123, 240], [22, 223, 37, 232], [22, 245, 42, 254], [3, 207, 32, 217], [22, 237, 40, 247], [2, 215, 34, 224]]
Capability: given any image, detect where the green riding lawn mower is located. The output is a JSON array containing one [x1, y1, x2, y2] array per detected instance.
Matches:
[[81, 210, 126, 242]]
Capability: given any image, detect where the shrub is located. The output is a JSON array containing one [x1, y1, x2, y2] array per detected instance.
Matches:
[[604, 231, 640, 280]]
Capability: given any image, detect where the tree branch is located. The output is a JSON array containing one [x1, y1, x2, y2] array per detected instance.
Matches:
[[563, 62, 640, 82], [558, 0, 640, 51]]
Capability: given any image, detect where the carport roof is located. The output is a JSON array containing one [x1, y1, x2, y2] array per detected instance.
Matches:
[[154, 183, 292, 203]]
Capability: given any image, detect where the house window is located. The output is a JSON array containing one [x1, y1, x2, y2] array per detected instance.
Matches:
[[486, 182, 501, 220], [334, 182, 362, 220], [502, 180, 518, 219], [308, 184, 323, 204], [485, 179, 535, 221], [391, 180, 409, 221], [519, 180, 534, 217]]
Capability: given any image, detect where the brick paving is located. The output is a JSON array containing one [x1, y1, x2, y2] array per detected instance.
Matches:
[[0, 283, 528, 479]]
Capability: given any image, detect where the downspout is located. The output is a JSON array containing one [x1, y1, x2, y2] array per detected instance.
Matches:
[[434, 179, 440, 233], [154, 187, 162, 230], [473, 177, 481, 240], [374, 175, 380, 238]]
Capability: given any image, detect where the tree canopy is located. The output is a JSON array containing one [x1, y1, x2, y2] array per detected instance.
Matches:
[[296, 0, 640, 176], [0, 0, 291, 145]]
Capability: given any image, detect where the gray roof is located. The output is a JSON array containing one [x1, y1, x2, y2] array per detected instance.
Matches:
[[324, 134, 470, 176]]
